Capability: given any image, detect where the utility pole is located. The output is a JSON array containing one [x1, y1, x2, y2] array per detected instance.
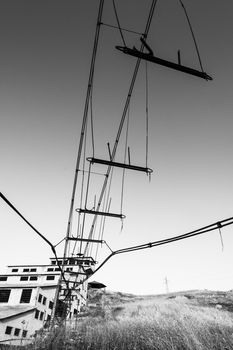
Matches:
[[165, 276, 169, 294]]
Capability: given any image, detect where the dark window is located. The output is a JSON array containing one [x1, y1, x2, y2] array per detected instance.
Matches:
[[47, 268, 53, 272], [58, 260, 62, 265], [23, 269, 29, 272], [74, 308, 77, 315], [38, 294, 42, 303], [47, 314, 51, 322], [22, 330, 28, 338], [0, 289, 11, 303], [55, 268, 60, 271], [49, 301, 54, 309], [20, 276, 29, 281], [0, 276, 7, 281], [30, 268, 37, 272], [39, 312, 44, 321], [51, 261, 56, 265], [14, 328, 20, 336], [5, 326, 12, 335], [20, 289, 32, 303], [30, 276, 38, 281], [35, 309, 39, 319], [12, 268, 18, 272], [46, 275, 55, 280], [42, 296, 47, 305]]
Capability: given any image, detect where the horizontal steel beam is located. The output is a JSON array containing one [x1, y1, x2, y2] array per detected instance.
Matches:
[[87, 157, 153, 174], [76, 208, 125, 219], [116, 46, 213, 81]]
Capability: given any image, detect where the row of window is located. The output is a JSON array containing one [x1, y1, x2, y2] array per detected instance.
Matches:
[[35, 309, 45, 321], [0, 275, 56, 282], [47, 267, 60, 272], [11, 268, 37, 273], [5, 326, 28, 338], [51, 259, 92, 266], [37, 293, 54, 309], [20, 275, 56, 281], [34, 309, 52, 323], [0, 289, 32, 303]]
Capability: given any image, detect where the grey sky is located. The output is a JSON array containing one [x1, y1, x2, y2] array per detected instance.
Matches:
[[1, 0, 233, 294]]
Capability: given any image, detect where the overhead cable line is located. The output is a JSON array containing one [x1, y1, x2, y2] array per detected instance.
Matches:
[[0, 192, 69, 289], [62, 0, 105, 265], [178, 0, 204, 72], [84, 0, 158, 249], [120, 105, 130, 222], [101, 22, 143, 36], [90, 85, 95, 157], [145, 61, 149, 169], [81, 216, 233, 281], [112, 0, 126, 47]]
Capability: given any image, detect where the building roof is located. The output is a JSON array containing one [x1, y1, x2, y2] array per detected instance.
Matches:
[[0, 306, 36, 320], [0, 283, 57, 289], [88, 281, 106, 289]]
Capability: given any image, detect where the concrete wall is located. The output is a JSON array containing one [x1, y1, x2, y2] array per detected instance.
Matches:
[[4, 287, 38, 306], [0, 310, 42, 345]]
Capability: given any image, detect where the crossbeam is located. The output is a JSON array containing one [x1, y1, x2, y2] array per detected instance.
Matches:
[[68, 237, 104, 244], [87, 157, 153, 174], [76, 208, 126, 219], [116, 46, 212, 81]]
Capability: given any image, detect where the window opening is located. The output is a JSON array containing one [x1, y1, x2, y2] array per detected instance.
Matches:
[[30, 276, 38, 281], [42, 296, 47, 305], [0, 289, 11, 303], [14, 328, 20, 336], [46, 275, 55, 280], [35, 309, 39, 319], [49, 301, 54, 309], [40, 312, 44, 321], [5, 326, 12, 335], [0, 276, 7, 281], [22, 330, 28, 338], [20, 289, 32, 303], [12, 269, 18, 272], [38, 294, 42, 303], [23, 269, 29, 272], [30, 268, 37, 272], [20, 276, 29, 281], [47, 268, 54, 272]]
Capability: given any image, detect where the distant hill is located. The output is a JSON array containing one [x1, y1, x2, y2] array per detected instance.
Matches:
[[87, 288, 233, 313]]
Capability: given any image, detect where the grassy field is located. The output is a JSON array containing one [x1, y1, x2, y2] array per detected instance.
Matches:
[[5, 290, 233, 349]]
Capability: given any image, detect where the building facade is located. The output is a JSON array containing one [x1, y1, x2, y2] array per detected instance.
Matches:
[[0, 256, 93, 345]]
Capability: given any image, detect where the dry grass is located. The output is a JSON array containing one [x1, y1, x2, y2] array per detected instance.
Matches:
[[27, 291, 233, 350]]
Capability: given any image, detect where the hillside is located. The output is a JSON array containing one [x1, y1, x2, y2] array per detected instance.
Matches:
[[5, 289, 233, 350], [87, 288, 233, 313]]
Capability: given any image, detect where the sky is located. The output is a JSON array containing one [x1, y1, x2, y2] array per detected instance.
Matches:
[[1, 0, 233, 295]]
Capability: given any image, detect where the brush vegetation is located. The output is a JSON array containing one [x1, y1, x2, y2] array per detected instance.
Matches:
[[5, 290, 233, 350]]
